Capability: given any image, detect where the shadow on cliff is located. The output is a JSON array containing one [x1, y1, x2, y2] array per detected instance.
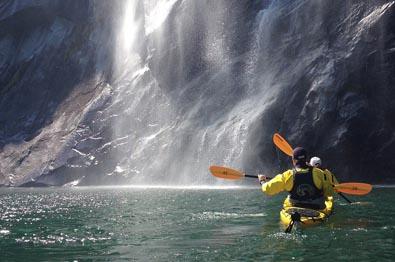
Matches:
[[0, 1, 115, 150]]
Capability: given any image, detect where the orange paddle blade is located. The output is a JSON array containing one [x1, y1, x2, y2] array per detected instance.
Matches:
[[334, 183, 372, 196], [209, 166, 244, 180], [273, 133, 293, 156]]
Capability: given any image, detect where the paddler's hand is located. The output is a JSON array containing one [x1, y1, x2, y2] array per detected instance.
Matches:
[[258, 175, 267, 185]]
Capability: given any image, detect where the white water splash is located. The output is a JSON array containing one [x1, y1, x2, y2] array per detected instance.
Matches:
[[0, 229, 10, 235]]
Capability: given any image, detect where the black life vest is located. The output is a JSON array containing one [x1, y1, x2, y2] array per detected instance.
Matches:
[[289, 167, 324, 207]]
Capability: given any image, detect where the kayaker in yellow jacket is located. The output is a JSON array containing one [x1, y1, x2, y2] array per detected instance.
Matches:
[[309, 156, 339, 184], [309, 156, 339, 197], [258, 147, 332, 210]]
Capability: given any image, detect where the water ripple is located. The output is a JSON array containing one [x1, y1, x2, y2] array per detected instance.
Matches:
[[193, 211, 266, 220]]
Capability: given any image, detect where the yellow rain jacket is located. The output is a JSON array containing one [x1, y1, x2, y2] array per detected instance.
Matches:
[[321, 168, 339, 196], [261, 167, 333, 197]]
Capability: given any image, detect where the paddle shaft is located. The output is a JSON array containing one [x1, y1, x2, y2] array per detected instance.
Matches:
[[338, 192, 352, 203], [245, 172, 352, 202], [246, 174, 274, 179]]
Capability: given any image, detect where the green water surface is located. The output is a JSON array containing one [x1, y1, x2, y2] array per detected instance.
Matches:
[[0, 187, 394, 261]]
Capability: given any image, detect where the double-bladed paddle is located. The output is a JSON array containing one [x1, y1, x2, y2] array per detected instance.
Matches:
[[209, 165, 372, 196], [272, 133, 372, 198]]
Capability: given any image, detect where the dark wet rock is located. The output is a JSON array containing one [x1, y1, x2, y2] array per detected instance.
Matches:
[[19, 180, 50, 187], [0, 0, 119, 186], [242, 0, 395, 184]]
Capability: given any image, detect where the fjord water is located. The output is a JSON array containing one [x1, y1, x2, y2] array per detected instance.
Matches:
[[1, 187, 394, 261]]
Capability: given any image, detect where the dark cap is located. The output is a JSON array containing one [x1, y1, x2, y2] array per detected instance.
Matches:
[[293, 147, 307, 161]]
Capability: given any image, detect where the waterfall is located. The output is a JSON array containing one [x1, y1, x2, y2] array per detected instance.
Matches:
[[103, 0, 266, 185], [1, 0, 393, 186]]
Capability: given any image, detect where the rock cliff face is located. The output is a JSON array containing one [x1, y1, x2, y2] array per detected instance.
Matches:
[[0, 0, 118, 185], [244, 0, 395, 183], [0, 0, 394, 186]]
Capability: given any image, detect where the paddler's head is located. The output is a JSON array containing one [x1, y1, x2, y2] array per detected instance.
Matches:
[[292, 147, 308, 168], [310, 156, 322, 167]]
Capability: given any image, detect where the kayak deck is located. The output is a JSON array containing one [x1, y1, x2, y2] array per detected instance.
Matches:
[[280, 197, 333, 226]]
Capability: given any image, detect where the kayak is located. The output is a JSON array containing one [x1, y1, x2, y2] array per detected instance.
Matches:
[[280, 196, 333, 226]]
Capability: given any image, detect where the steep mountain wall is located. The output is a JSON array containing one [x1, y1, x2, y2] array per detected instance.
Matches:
[[0, 0, 394, 186]]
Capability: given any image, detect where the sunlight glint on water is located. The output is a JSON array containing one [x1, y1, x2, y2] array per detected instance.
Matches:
[[1, 188, 394, 261]]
